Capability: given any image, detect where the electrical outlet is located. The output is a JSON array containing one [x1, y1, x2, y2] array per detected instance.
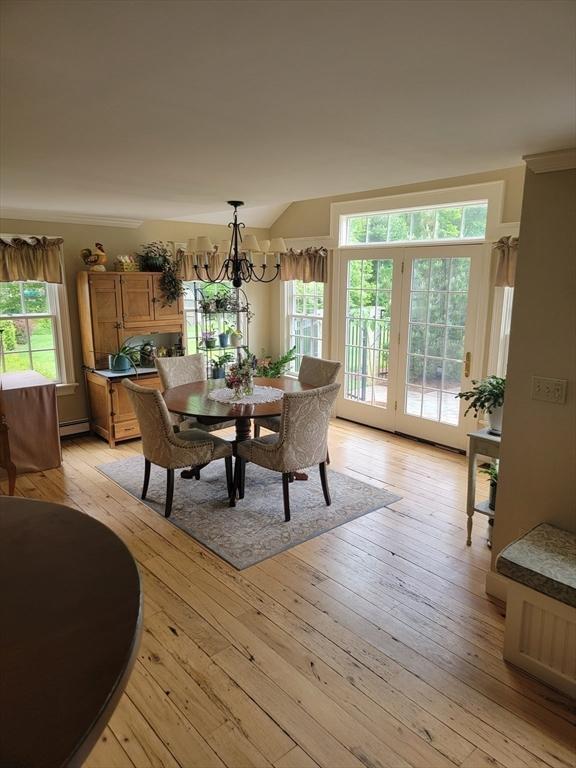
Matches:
[[531, 376, 567, 404]]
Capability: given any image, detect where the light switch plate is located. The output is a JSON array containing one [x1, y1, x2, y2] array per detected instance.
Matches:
[[531, 376, 567, 404]]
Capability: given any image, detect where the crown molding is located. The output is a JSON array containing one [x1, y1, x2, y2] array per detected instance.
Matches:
[[0, 208, 143, 228], [523, 148, 576, 174]]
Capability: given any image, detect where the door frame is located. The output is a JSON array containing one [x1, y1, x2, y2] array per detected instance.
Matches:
[[329, 181, 503, 446]]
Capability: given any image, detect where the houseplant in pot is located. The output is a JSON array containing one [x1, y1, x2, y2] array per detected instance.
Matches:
[[109, 341, 141, 373], [480, 463, 499, 511], [218, 324, 234, 348], [229, 328, 243, 348], [211, 352, 234, 379], [456, 375, 505, 435], [138, 241, 171, 271], [202, 329, 217, 349]]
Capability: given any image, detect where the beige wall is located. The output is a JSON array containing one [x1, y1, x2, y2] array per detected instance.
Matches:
[[267, 166, 525, 358], [491, 165, 576, 564], [0, 217, 272, 425], [271, 166, 525, 238]]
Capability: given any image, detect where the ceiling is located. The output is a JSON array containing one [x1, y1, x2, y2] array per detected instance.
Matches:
[[1, 0, 574, 227]]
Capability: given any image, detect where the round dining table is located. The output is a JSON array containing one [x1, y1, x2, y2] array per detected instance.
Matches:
[[0, 496, 142, 768], [163, 375, 312, 443]]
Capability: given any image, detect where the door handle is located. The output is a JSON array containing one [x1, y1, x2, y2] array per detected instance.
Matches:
[[464, 352, 471, 378]]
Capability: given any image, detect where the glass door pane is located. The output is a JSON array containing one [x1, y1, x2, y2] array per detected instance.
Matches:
[[404, 256, 470, 425], [344, 258, 393, 408], [395, 244, 482, 450]]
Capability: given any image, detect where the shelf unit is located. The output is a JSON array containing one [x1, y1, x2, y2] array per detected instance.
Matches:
[[192, 286, 251, 378], [466, 428, 500, 548]]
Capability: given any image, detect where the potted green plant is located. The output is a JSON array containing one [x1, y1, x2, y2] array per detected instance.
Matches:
[[229, 327, 243, 348], [218, 324, 234, 348], [211, 352, 234, 379], [480, 463, 499, 511], [109, 340, 141, 373], [202, 329, 217, 349], [138, 241, 171, 271], [456, 375, 505, 435], [214, 285, 232, 311]]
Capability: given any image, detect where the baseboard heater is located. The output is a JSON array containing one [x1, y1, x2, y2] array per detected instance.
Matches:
[[59, 419, 91, 438]]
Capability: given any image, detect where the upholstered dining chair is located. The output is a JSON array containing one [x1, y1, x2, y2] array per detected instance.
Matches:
[[234, 382, 340, 521], [122, 379, 234, 517], [155, 354, 234, 433], [253, 355, 341, 439]]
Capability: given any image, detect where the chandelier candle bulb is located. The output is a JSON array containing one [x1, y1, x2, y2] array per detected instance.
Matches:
[[259, 239, 270, 269]]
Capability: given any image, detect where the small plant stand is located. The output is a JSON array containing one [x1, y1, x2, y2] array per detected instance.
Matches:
[[466, 427, 501, 547]]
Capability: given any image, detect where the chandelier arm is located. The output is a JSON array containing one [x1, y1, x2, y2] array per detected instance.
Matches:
[[248, 264, 282, 283], [194, 261, 227, 284]]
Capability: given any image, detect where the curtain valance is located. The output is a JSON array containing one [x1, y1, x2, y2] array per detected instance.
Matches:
[[180, 251, 228, 282], [492, 236, 518, 287], [281, 247, 328, 283], [0, 236, 64, 283]]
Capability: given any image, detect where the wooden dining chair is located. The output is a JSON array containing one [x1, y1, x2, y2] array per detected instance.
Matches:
[[234, 383, 340, 521], [253, 355, 341, 439], [122, 379, 234, 517], [155, 354, 234, 433]]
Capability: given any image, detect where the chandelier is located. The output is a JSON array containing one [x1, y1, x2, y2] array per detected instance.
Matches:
[[186, 201, 286, 288]]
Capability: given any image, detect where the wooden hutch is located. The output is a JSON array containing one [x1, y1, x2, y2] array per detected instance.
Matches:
[[77, 271, 185, 447]]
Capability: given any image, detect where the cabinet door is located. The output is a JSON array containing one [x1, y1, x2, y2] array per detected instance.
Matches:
[[89, 274, 122, 367], [111, 375, 161, 422], [152, 274, 184, 323], [121, 274, 155, 327]]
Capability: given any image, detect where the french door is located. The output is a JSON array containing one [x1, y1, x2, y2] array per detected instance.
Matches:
[[336, 244, 484, 449]]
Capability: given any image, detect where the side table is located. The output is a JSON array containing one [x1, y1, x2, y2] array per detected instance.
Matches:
[[466, 428, 501, 546]]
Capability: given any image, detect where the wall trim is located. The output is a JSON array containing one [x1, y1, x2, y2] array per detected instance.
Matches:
[[523, 148, 576, 174], [59, 419, 90, 437], [0, 209, 144, 228], [485, 570, 508, 603]]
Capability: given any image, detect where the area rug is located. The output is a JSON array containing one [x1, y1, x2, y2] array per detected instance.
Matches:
[[97, 456, 401, 569]]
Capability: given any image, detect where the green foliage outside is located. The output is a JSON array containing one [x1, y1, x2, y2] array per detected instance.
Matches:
[[0, 281, 49, 314], [0, 320, 17, 351], [346, 204, 487, 245], [0, 282, 57, 379]]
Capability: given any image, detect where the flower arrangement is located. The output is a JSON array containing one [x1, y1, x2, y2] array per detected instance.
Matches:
[[255, 346, 296, 378], [225, 354, 257, 399]]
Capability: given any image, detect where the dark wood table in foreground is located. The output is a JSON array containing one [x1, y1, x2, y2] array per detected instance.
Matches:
[[163, 375, 312, 443], [0, 497, 142, 768]]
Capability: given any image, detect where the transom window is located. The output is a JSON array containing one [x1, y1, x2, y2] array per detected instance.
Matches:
[[286, 280, 324, 373], [343, 202, 487, 246], [0, 281, 61, 380]]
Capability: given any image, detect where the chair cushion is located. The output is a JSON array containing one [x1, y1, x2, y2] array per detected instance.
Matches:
[[496, 523, 576, 607], [178, 429, 233, 460], [254, 415, 281, 433], [237, 434, 282, 470]]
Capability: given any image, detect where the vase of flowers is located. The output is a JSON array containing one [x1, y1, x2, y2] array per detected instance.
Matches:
[[225, 355, 256, 399]]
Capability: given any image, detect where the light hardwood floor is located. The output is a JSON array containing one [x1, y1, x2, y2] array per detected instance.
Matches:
[[3, 420, 575, 768]]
